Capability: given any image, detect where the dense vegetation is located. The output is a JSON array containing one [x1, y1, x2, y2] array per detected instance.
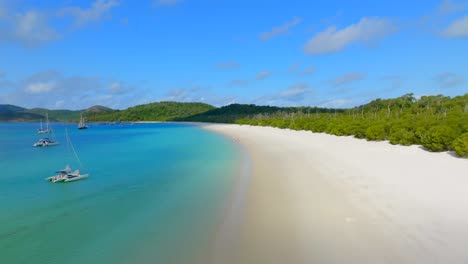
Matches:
[[26, 108, 81, 121], [0, 110, 44, 122], [0, 104, 44, 121], [180, 94, 468, 157], [176, 104, 342, 123], [86, 102, 215, 122]]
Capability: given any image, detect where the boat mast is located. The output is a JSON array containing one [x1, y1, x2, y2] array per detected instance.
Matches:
[[66, 128, 84, 168], [46, 113, 49, 131]]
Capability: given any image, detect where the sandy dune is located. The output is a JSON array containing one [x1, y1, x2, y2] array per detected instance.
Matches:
[[201, 124, 468, 264]]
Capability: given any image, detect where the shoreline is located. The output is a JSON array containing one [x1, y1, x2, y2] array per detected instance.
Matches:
[[199, 123, 468, 264], [143, 121, 463, 158], [208, 132, 252, 264]]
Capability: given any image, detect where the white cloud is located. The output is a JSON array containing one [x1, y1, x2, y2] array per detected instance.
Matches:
[[216, 61, 240, 70], [442, 16, 468, 37], [108, 82, 131, 94], [0, 70, 147, 109], [254, 82, 313, 106], [0, 0, 120, 47], [162, 87, 235, 106], [259, 17, 302, 40], [26, 82, 56, 94], [331, 72, 365, 86], [289, 62, 300, 73], [0, 9, 59, 47], [153, 0, 183, 7], [437, 0, 466, 15], [303, 17, 397, 55], [279, 83, 312, 99], [165, 88, 190, 101], [318, 98, 354, 108], [382, 75, 405, 89], [55, 100, 65, 108], [0, 5, 6, 19], [434, 72, 464, 88], [59, 0, 119, 27], [300, 67, 315, 77], [256, 71, 271, 80], [109, 82, 120, 90]]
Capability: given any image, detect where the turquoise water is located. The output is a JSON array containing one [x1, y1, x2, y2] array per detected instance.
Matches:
[[0, 123, 239, 264]]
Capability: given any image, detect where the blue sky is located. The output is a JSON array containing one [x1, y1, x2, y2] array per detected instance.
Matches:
[[0, 0, 467, 109]]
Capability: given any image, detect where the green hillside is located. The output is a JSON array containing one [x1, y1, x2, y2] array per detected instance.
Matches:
[[85, 105, 113, 113], [87, 101, 215, 121], [26, 108, 81, 122], [177, 104, 341, 123], [0, 105, 114, 122], [0, 111, 44, 122], [0, 104, 26, 113]]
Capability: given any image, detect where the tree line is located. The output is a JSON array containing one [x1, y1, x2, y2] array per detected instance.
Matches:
[[86, 101, 215, 122], [180, 94, 468, 157]]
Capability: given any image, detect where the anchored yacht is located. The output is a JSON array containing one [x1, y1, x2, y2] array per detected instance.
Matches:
[[78, 114, 88, 129], [33, 138, 59, 147], [37, 113, 51, 134], [46, 129, 90, 183]]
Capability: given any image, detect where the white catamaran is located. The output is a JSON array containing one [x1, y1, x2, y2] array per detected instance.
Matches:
[[37, 113, 51, 134], [33, 138, 59, 147], [46, 129, 89, 183], [78, 113, 88, 130]]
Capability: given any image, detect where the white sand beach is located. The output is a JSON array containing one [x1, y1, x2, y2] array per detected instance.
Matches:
[[201, 124, 468, 264]]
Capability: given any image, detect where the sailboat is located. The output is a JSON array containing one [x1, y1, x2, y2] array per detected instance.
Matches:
[[34, 113, 58, 147], [37, 113, 50, 134], [78, 113, 88, 130], [33, 138, 59, 147], [46, 129, 89, 183]]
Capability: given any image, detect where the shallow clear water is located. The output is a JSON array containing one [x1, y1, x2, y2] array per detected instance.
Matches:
[[0, 122, 239, 264]]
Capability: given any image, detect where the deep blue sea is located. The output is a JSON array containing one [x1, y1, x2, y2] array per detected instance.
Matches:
[[0, 122, 239, 264]]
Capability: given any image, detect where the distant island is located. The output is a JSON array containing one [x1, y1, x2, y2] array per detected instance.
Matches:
[[1, 93, 467, 157], [0, 104, 114, 122]]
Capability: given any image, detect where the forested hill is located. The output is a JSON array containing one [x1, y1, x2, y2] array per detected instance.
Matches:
[[175, 104, 342, 123], [0, 104, 45, 122], [0, 104, 113, 122], [86, 102, 215, 122]]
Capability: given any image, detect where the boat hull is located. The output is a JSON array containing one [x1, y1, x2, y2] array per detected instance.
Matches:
[[33, 142, 59, 147], [64, 174, 89, 182], [52, 177, 67, 183]]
